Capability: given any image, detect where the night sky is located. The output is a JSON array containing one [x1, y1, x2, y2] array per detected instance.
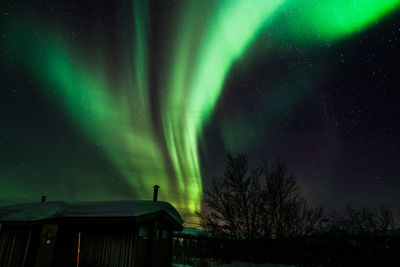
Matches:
[[1, 0, 400, 219]]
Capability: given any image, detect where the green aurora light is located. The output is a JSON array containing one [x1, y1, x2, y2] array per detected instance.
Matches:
[[2, 0, 399, 215], [272, 0, 400, 44]]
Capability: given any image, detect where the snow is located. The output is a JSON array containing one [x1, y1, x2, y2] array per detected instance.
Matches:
[[181, 227, 205, 236], [0, 201, 65, 221], [214, 264, 294, 267], [0, 200, 182, 225], [173, 263, 294, 267]]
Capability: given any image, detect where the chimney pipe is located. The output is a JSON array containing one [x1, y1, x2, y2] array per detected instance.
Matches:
[[41, 195, 47, 203], [153, 185, 160, 201]]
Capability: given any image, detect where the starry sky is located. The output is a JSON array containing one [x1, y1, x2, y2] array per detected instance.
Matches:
[[1, 0, 400, 218]]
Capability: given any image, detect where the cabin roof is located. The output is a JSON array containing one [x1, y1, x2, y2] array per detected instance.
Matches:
[[0, 200, 182, 227]]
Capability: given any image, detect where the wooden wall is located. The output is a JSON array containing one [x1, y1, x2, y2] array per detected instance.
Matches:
[[0, 218, 176, 267], [151, 220, 173, 267], [52, 219, 174, 267], [0, 224, 40, 267]]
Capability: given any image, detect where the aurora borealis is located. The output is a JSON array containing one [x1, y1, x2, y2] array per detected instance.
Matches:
[[1, 0, 400, 219]]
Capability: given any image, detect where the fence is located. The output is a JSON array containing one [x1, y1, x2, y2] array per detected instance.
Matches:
[[172, 232, 400, 266]]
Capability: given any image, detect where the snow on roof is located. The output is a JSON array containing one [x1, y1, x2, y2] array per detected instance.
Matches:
[[0, 201, 65, 222], [0, 200, 182, 225], [180, 227, 207, 236]]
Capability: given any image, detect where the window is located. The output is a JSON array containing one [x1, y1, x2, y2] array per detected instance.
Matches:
[[162, 230, 169, 239], [138, 225, 148, 239], [46, 230, 52, 245]]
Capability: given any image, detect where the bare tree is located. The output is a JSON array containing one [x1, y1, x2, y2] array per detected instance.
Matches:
[[199, 154, 323, 239], [327, 204, 394, 235], [261, 160, 323, 238], [295, 198, 324, 235], [199, 154, 262, 239], [343, 205, 375, 235], [373, 204, 394, 233]]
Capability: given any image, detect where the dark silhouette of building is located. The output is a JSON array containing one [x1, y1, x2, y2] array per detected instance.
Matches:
[[0, 194, 182, 267]]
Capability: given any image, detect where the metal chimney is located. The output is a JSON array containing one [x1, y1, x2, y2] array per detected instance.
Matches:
[[153, 185, 160, 201], [41, 195, 47, 203]]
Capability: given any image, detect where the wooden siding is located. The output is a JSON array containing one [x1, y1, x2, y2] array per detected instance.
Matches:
[[151, 221, 173, 267], [0, 225, 38, 267], [53, 222, 153, 267], [1, 216, 178, 267]]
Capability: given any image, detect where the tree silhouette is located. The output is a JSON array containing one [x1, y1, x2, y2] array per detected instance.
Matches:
[[199, 154, 323, 239], [328, 204, 394, 235], [260, 159, 323, 238], [198, 153, 262, 239]]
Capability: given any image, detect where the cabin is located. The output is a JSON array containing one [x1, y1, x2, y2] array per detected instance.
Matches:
[[0, 189, 182, 267]]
